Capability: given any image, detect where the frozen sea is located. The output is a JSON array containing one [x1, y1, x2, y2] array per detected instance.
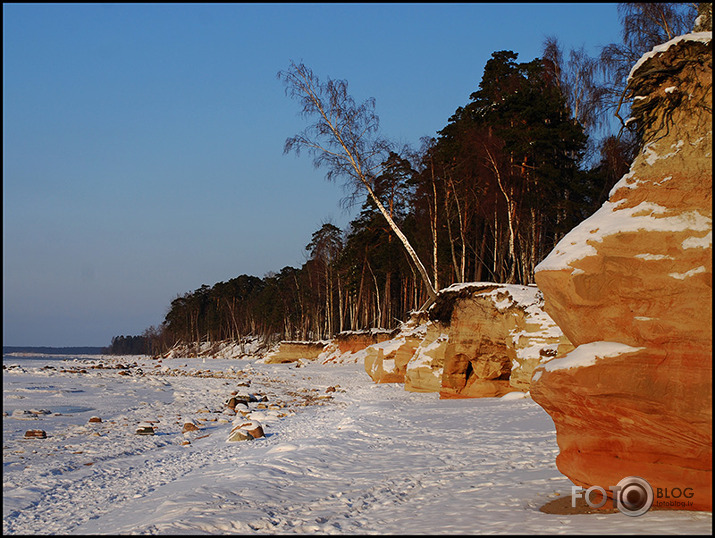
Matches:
[[3, 352, 712, 535]]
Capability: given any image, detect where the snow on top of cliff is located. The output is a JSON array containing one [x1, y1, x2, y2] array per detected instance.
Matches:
[[318, 344, 366, 365], [444, 283, 559, 333], [627, 31, 712, 83], [532, 341, 645, 381], [442, 281, 539, 292], [278, 340, 331, 346], [336, 328, 393, 337], [440, 282, 566, 367], [535, 199, 712, 274], [440, 282, 541, 311]]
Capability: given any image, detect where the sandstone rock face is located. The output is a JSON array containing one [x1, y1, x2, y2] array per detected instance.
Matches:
[[433, 284, 573, 398], [263, 341, 328, 364], [363, 338, 415, 384], [360, 283, 572, 397], [531, 30, 712, 511], [404, 313, 449, 393], [318, 329, 394, 364]]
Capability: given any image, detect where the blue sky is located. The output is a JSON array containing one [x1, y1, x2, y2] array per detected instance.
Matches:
[[3, 3, 624, 347]]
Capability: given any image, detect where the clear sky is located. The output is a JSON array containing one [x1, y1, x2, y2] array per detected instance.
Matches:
[[3, 3, 624, 347]]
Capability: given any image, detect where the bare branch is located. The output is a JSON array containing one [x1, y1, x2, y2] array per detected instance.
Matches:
[[278, 61, 437, 303]]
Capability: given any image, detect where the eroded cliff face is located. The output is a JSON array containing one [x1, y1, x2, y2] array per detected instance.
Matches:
[[530, 30, 712, 511], [264, 341, 329, 364], [362, 283, 573, 397], [318, 329, 394, 364]]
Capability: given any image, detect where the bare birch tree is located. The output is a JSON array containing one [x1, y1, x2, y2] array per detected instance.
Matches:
[[278, 61, 437, 308]]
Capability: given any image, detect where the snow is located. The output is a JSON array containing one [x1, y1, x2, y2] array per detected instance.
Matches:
[[683, 230, 712, 249], [537, 341, 645, 374], [627, 31, 712, 83], [669, 266, 707, 280], [373, 337, 406, 356], [644, 140, 684, 165], [439, 282, 544, 318], [534, 198, 712, 274], [408, 334, 448, 369], [3, 353, 711, 535], [634, 253, 674, 260]]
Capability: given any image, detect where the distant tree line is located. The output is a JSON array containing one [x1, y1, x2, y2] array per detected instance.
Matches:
[[111, 3, 698, 355], [103, 335, 150, 355]]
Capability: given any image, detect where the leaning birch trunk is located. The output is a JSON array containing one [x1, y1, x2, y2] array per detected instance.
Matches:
[[362, 179, 438, 307], [279, 61, 438, 311]]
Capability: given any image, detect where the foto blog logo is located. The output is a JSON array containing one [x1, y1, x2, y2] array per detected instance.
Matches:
[[572, 476, 654, 517]]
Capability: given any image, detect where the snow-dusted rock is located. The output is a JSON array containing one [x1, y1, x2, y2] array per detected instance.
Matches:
[[227, 428, 253, 442], [227, 418, 265, 442], [317, 329, 394, 364], [402, 314, 450, 393], [12, 409, 37, 419], [182, 421, 200, 433], [263, 341, 329, 364], [225, 395, 249, 409], [531, 29, 712, 512], [233, 402, 250, 416], [24, 429, 47, 439], [135, 422, 156, 436], [363, 333, 421, 384]]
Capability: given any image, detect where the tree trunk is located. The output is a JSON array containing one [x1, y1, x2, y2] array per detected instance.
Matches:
[[486, 147, 517, 284], [429, 160, 439, 291], [362, 180, 437, 305]]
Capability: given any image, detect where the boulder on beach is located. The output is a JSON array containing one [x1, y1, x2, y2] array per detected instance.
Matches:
[[182, 421, 200, 433], [227, 418, 265, 442], [135, 423, 156, 436]]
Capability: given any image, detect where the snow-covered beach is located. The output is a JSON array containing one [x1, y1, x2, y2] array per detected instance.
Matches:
[[3, 353, 712, 535]]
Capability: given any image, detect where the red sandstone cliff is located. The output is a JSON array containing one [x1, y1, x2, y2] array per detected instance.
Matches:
[[362, 283, 572, 397], [530, 29, 712, 512]]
